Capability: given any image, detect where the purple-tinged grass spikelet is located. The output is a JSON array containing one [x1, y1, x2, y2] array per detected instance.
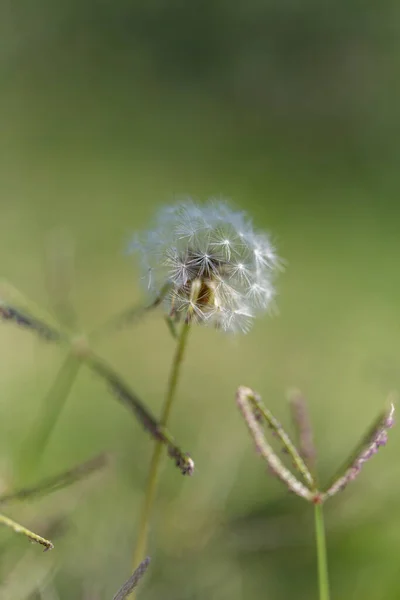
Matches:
[[113, 557, 151, 600], [237, 385, 395, 600], [288, 388, 316, 475], [236, 386, 396, 504], [239, 386, 315, 489], [236, 386, 314, 501], [323, 399, 395, 500]]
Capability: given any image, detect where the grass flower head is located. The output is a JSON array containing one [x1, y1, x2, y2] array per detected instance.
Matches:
[[131, 200, 282, 333]]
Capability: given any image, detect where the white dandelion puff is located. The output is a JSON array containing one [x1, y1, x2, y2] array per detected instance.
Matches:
[[129, 200, 283, 333], [247, 281, 275, 309]]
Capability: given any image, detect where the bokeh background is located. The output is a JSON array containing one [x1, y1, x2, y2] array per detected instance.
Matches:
[[1, 1, 400, 598]]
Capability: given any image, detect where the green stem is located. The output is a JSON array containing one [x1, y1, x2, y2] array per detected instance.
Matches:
[[1, 454, 106, 506], [84, 351, 194, 475], [314, 502, 330, 600], [131, 322, 191, 577], [17, 353, 81, 484], [89, 283, 171, 343]]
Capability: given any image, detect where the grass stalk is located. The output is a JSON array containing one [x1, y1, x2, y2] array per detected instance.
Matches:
[[314, 502, 330, 600], [17, 353, 81, 483]]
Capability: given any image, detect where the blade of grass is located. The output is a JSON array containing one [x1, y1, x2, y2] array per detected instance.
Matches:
[[1, 454, 107, 506], [88, 283, 171, 343], [44, 229, 78, 331], [17, 353, 81, 483]]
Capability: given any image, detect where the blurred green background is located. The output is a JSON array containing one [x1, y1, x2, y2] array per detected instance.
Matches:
[[1, 1, 400, 598]]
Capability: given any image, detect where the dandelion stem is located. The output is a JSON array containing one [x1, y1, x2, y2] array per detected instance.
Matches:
[[84, 352, 194, 475], [314, 502, 330, 600], [131, 321, 191, 584]]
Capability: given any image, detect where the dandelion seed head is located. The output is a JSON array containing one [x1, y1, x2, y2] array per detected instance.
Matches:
[[130, 200, 282, 333]]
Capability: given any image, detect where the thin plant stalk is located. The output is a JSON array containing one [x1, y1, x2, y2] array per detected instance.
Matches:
[[84, 351, 194, 475], [1, 454, 106, 506], [131, 321, 191, 578], [89, 283, 171, 343], [314, 502, 330, 600], [44, 228, 78, 331], [17, 353, 81, 483]]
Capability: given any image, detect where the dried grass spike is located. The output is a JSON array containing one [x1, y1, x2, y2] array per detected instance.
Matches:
[[248, 389, 315, 488], [288, 388, 316, 474], [0, 302, 62, 342], [112, 557, 151, 600], [236, 386, 313, 501], [323, 400, 395, 500]]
